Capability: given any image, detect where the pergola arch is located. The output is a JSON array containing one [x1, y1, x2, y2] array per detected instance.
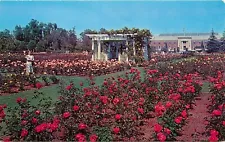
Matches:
[[86, 34, 137, 62]]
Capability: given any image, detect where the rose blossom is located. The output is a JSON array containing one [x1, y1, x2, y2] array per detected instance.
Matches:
[[73, 105, 80, 111], [113, 127, 120, 134], [78, 123, 87, 130], [63, 112, 71, 119], [138, 107, 144, 114], [115, 114, 121, 120], [21, 129, 28, 137], [154, 124, 163, 133], [157, 132, 166, 142], [212, 110, 222, 116], [89, 134, 98, 142]]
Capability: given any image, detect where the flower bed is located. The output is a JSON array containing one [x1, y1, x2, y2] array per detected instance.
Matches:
[[206, 70, 225, 141], [0, 52, 187, 76], [0, 74, 59, 95], [1, 54, 225, 141], [0, 66, 203, 141]]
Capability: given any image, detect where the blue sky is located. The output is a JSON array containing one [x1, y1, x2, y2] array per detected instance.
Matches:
[[0, 1, 225, 35]]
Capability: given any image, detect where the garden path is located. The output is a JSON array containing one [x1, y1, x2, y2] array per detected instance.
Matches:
[[141, 117, 158, 141], [176, 92, 211, 141]]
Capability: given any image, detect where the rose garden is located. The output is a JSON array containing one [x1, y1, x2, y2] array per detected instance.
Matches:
[[1, 24, 225, 142], [0, 52, 225, 142]]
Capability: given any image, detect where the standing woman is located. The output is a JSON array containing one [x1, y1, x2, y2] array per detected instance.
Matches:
[[25, 50, 34, 75]]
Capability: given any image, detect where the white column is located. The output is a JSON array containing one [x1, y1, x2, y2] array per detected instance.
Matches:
[[181, 41, 183, 51], [190, 39, 192, 50], [133, 39, 136, 56], [98, 40, 101, 60], [92, 40, 94, 61], [118, 53, 120, 62], [126, 40, 128, 62]]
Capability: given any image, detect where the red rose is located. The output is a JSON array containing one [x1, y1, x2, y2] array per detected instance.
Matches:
[[66, 85, 72, 90], [209, 135, 218, 142], [0, 111, 6, 118], [154, 124, 163, 133], [157, 132, 166, 142], [222, 121, 225, 126], [139, 97, 145, 105], [35, 123, 47, 133], [174, 116, 182, 124], [21, 120, 28, 125], [212, 110, 222, 116], [21, 129, 28, 137], [210, 129, 219, 136], [63, 112, 71, 119], [115, 114, 121, 120], [164, 128, 171, 135], [16, 97, 22, 103], [138, 107, 144, 114], [89, 134, 98, 142], [80, 82, 83, 86], [185, 104, 190, 109], [49, 122, 58, 132], [75, 133, 86, 140], [113, 127, 120, 134], [154, 102, 166, 116], [35, 110, 41, 115], [218, 105, 223, 110], [32, 117, 38, 124], [113, 98, 120, 105], [181, 110, 187, 118], [78, 123, 87, 130], [73, 105, 80, 111], [103, 81, 108, 86], [165, 101, 172, 109], [35, 82, 43, 89], [3, 136, 10, 142], [99, 96, 108, 104]]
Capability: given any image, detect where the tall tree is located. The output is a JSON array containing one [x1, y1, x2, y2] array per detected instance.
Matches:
[[206, 29, 220, 53], [13, 25, 24, 41], [79, 29, 97, 50], [0, 29, 16, 52], [99, 28, 107, 34], [221, 30, 225, 40]]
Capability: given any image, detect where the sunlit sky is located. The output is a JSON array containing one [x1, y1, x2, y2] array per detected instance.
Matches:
[[0, 1, 225, 35]]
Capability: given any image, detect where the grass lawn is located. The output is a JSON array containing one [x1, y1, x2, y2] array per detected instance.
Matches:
[[0, 67, 145, 109]]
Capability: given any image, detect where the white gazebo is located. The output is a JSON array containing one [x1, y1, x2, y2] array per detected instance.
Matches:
[[86, 34, 137, 62]]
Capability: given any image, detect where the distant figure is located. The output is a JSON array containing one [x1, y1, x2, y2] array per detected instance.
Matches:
[[25, 51, 34, 75], [162, 51, 165, 58]]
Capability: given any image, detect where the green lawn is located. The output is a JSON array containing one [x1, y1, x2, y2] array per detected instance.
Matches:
[[0, 68, 145, 108]]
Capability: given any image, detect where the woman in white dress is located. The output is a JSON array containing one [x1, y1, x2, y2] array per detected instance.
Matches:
[[25, 51, 34, 75]]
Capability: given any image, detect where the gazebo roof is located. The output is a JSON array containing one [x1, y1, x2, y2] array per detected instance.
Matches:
[[85, 33, 138, 41]]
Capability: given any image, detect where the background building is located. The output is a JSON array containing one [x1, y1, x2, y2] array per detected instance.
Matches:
[[150, 33, 222, 52]]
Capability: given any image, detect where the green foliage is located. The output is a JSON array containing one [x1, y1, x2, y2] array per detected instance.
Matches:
[[49, 76, 59, 84], [206, 29, 220, 53], [42, 76, 50, 86], [27, 40, 36, 51], [93, 126, 113, 142]]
